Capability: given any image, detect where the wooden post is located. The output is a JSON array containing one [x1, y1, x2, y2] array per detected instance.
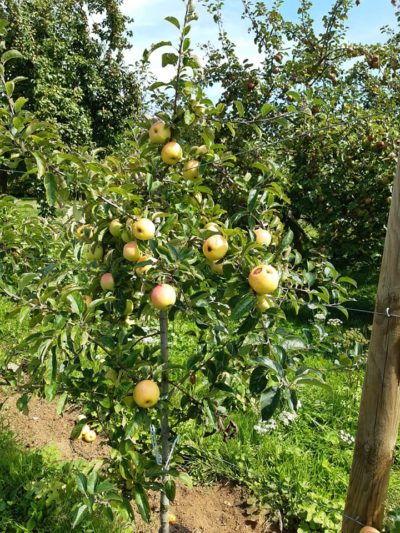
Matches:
[[342, 156, 400, 532], [159, 310, 170, 533]]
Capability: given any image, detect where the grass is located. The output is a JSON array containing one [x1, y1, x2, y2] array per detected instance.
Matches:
[[1, 278, 399, 531]]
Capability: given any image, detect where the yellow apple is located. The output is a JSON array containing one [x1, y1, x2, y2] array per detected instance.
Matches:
[[83, 295, 92, 305], [256, 294, 273, 312], [135, 255, 156, 276], [151, 284, 177, 309], [83, 429, 96, 443], [100, 273, 114, 291], [85, 244, 103, 261], [168, 513, 177, 524], [132, 218, 155, 240], [105, 368, 118, 386], [124, 299, 134, 315], [149, 121, 171, 144], [79, 424, 91, 439], [195, 145, 208, 156], [203, 235, 228, 261], [248, 265, 279, 294], [109, 219, 123, 237], [208, 261, 223, 274], [76, 224, 93, 241], [133, 380, 160, 408], [161, 141, 183, 165], [183, 159, 200, 179], [123, 241, 140, 262], [255, 228, 272, 246], [122, 395, 135, 407]]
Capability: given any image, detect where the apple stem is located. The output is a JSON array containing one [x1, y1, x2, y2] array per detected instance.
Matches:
[[159, 309, 170, 533]]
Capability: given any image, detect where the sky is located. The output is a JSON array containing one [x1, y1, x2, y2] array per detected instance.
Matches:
[[118, 0, 398, 87]]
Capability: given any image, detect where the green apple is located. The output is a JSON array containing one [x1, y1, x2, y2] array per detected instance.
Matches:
[[195, 145, 208, 156], [248, 265, 279, 294], [149, 121, 171, 144], [183, 159, 200, 179], [208, 261, 223, 274], [132, 218, 155, 240], [109, 219, 123, 237], [123, 241, 140, 262], [86, 244, 103, 261], [124, 299, 134, 315], [203, 235, 228, 261], [151, 284, 176, 309], [133, 380, 160, 408], [161, 141, 183, 165]]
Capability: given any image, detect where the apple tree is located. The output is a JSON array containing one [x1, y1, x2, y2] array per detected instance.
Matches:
[[0, 3, 355, 531]]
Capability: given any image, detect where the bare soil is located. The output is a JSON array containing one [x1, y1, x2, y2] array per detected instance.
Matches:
[[0, 391, 269, 532]]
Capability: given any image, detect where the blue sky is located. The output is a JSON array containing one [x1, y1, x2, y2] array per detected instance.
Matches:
[[119, 0, 397, 82]]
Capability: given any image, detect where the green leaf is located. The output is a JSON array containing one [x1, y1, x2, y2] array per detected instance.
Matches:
[[2, 50, 23, 63], [134, 484, 150, 523], [165, 16, 180, 29], [5, 81, 14, 97], [67, 293, 84, 316], [260, 387, 281, 420], [14, 96, 28, 112], [261, 103, 273, 116], [249, 366, 268, 394], [234, 100, 244, 117], [75, 473, 87, 495], [162, 53, 178, 67], [72, 504, 88, 529], [56, 392, 68, 415], [164, 479, 176, 502], [44, 174, 57, 205], [281, 336, 307, 351], [33, 151, 46, 178], [230, 293, 255, 321]]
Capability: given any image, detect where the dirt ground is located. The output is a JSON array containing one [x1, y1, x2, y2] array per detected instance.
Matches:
[[0, 391, 270, 532]]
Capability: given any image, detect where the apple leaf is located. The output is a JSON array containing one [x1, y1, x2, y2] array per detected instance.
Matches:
[[230, 293, 255, 321], [1, 49, 23, 63], [134, 484, 150, 523], [260, 387, 281, 420], [165, 16, 180, 29], [72, 504, 88, 529], [162, 52, 178, 68], [44, 174, 57, 205], [249, 366, 268, 394], [164, 479, 176, 502]]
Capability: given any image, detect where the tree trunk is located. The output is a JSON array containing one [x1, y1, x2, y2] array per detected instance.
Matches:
[[342, 155, 400, 532], [159, 310, 170, 533]]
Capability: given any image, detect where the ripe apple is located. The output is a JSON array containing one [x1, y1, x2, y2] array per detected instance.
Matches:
[[132, 218, 155, 240], [168, 513, 177, 524], [109, 219, 123, 237], [123, 241, 140, 262], [183, 159, 200, 179], [161, 141, 183, 165], [133, 380, 160, 408], [195, 145, 208, 156], [83, 429, 96, 443], [203, 235, 228, 261], [124, 299, 134, 315], [135, 255, 156, 276], [248, 265, 279, 294], [80, 424, 91, 439], [256, 294, 273, 312], [76, 224, 92, 241], [360, 528, 380, 533], [100, 273, 114, 291], [255, 228, 272, 246], [151, 284, 177, 310], [83, 295, 92, 305], [86, 244, 103, 261], [149, 121, 171, 144], [208, 261, 223, 274]]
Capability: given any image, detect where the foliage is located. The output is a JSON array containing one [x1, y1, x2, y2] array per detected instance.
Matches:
[[200, 0, 400, 268], [0, 0, 141, 149], [0, 422, 128, 532]]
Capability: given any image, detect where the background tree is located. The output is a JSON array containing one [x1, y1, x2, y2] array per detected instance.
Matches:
[[0, 0, 142, 149]]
